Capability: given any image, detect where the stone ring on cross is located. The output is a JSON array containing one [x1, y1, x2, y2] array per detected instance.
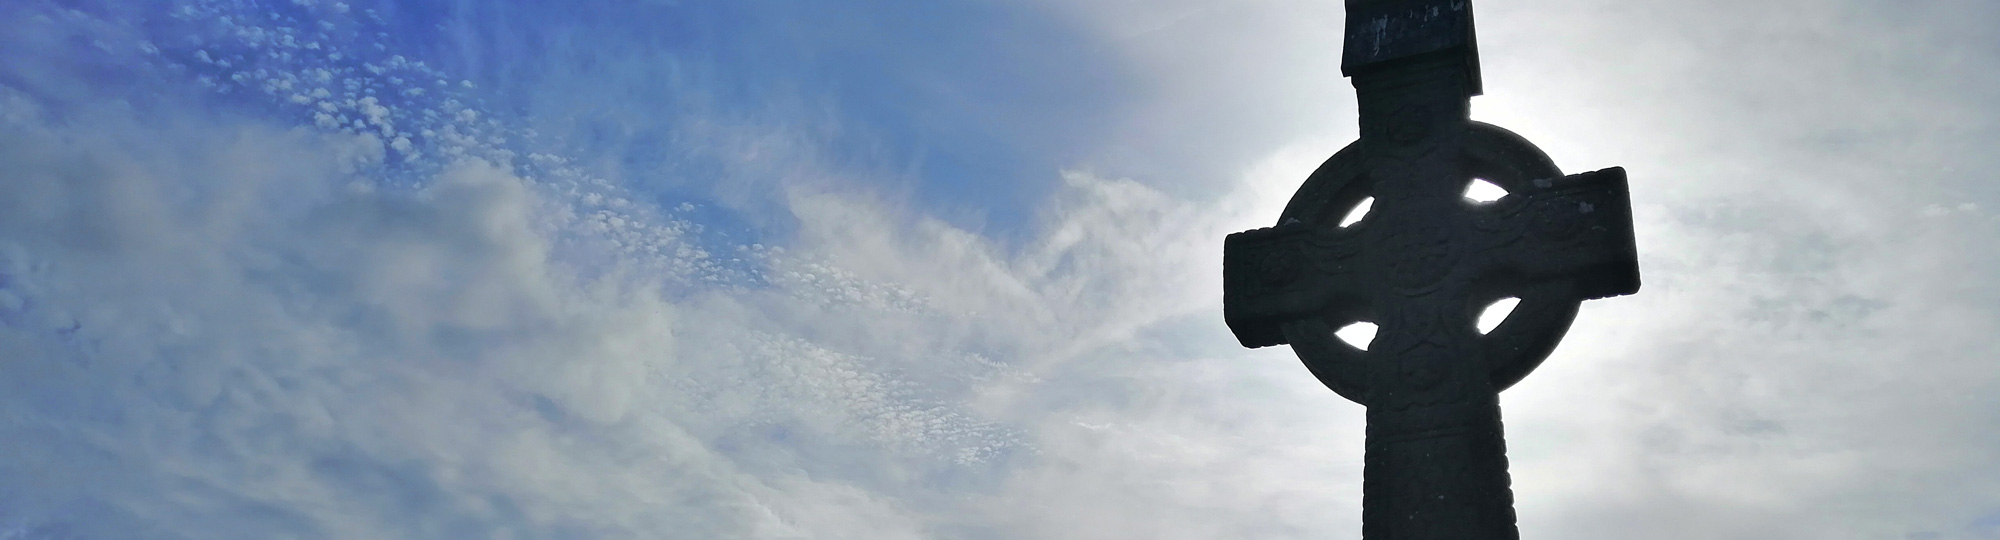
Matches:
[[1233, 121, 1636, 404], [1218, 1, 1641, 538]]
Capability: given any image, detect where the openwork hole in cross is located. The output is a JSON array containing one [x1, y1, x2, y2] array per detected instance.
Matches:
[[1338, 197, 1375, 228], [1334, 321, 1378, 350], [1464, 177, 1507, 203], [1476, 297, 1521, 334]]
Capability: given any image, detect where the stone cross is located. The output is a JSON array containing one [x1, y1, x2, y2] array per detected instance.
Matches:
[[1221, 1, 1640, 538]]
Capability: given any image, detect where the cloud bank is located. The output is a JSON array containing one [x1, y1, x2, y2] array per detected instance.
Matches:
[[4, 0, 2000, 539]]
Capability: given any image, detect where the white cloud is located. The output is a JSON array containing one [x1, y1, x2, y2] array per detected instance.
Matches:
[[7, 0, 2000, 539], [0, 84, 950, 538]]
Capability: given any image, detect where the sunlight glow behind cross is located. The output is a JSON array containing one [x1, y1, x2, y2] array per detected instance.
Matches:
[[1339, 197, 1375, 227], [1335, 322, 1379, 350], [1464, 178, 1508, 203], [1477, 297, 1520, 334]]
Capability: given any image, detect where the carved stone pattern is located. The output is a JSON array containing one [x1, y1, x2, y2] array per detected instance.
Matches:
[[1256, 248, 1301, 286], [1352, 58, 1522, 540]]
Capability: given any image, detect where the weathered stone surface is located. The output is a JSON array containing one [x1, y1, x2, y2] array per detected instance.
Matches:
[[1220, 2, 1639, 538]]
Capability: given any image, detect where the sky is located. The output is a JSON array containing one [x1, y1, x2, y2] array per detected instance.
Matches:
[[1, 0, 1998, 539]]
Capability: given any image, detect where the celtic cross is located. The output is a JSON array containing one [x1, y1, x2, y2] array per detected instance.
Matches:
[[1221, 1, 1641, 539]]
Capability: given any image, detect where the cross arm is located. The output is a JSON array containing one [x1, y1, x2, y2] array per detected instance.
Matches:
[[1471, 167, 1641, 301], [1223, 221, 1371, 348]]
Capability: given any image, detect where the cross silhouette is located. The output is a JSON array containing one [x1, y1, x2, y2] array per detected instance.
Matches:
[[1221, 1, 1640, 538]]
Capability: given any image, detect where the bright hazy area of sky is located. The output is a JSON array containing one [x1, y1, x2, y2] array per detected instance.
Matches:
[[1, 1, 1997, 539]]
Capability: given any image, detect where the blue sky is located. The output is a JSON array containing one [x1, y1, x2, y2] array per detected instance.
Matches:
[[376, 0, 1139, 243], [3, 0, 2000, 539]]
